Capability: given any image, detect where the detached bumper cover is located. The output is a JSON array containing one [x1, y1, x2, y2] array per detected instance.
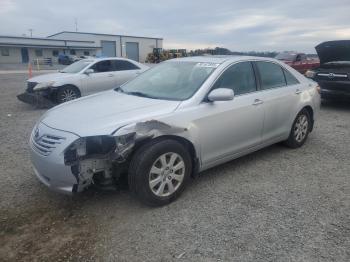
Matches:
[[17, 91, 54, 108]]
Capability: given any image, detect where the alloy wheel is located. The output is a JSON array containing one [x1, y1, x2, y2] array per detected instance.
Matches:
[[294, 114, 309, 142], [60, 89, 77, 102], [149, 152, 185, 197]]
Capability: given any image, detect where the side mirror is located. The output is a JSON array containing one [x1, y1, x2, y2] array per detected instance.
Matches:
[[84, 68, 94, 75], [207, 88, 234, 102]]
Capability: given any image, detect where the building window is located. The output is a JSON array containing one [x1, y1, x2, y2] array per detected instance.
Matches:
[[70, 49, 76, 55], [1, 48, 9, 56], [35, 49, 43, 57], [84, 51, 90, 56], [52, 50, 59, 57]]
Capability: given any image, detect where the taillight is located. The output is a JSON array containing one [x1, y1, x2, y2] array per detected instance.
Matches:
[[315, 85, 321, 94]]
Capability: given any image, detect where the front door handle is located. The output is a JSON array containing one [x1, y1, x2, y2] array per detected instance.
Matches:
[[252, 99, 264, 106], [295, 89, 302, 94]]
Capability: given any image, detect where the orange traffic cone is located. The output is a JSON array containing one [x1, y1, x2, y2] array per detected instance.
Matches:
[[28, 63, 32, 78]]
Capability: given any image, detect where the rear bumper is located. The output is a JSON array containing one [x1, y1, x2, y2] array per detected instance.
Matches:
[[320, 89, 350, 98], [316, 81, 350, 99], [17, 91, 54, 108]]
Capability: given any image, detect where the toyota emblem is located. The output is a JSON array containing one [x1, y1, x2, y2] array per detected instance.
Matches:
[[34, 128, 39, 140], [328, 73, 335, 79]]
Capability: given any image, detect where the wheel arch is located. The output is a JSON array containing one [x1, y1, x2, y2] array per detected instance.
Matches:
[[54, 84, 81, 103], [301, 105, 314, 132], [60, 84, 81, 96], [132, 135, 200, 178]]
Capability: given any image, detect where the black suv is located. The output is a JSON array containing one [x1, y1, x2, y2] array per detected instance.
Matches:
[[307, 40, 350, 100]]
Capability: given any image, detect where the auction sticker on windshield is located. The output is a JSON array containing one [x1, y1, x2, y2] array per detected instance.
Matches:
[[195, 62, 220, 68]]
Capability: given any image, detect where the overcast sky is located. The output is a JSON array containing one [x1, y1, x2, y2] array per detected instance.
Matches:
[[1, 0, 350, 53]]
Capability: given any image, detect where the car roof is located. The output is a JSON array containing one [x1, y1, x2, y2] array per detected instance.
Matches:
[[168, 55, 280, 64], [89, 57, 137, 62]]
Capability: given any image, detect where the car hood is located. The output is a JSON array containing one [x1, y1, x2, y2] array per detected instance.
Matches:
[[28, 72, 75, 83], [41, 90, 181, 137], [315, 40, 350, 65]]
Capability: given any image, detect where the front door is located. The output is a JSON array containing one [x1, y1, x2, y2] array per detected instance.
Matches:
[[21, 48, 29, 63], [81, 60, 117, 95], [196, 62, 264, 166]]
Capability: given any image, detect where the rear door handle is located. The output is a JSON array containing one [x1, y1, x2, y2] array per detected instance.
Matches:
[[252, 99, 263, 106], [295, 89, 302, 94]]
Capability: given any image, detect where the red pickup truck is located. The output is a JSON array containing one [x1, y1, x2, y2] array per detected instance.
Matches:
[[275, 52, 319, 74]]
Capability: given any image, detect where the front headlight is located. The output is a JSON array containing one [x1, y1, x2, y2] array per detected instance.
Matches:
[[305, 70, 316, 79], [33, 81, 56, 91], [64, 136, 117, 165], [64, 134, 137, 165]]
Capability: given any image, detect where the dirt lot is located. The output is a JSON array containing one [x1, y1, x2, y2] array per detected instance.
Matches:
[[0, 73, 349, 261]]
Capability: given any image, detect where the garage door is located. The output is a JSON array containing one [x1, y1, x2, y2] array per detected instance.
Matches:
[[125, 42, 139, 61], [101, 41, 116, 57]]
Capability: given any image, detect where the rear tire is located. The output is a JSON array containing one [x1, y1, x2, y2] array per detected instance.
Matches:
[[56, 85, 80, 104], [284, 109, 311, 148], [128, 139, 192, 206]]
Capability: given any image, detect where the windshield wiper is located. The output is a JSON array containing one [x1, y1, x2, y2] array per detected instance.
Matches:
[[114, 86, 125, 93], [125, 91, 158, 99], [114, 87, 159, 99]]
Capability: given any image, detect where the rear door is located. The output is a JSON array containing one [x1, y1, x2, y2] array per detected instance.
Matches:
[[254, 61, 302, 142], [111, 60, 142, 87], [81, 60, 116, 95], [196, 61, 265, 166]]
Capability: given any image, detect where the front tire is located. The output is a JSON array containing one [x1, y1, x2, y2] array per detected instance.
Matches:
[[284, 109, 311, 148], [128, 139, 192, 206], [56, 85, 80, 104]]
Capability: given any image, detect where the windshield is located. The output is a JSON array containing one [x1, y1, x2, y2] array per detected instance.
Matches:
[[118, 61, 217, 100], [275, 53, 296, 61], [61, 59, 93, 73]]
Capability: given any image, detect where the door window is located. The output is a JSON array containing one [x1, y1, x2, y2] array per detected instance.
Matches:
[[256, 61, 286, 90], [112, 60, 140, 71], [212, 62, 257, 96], [283, 69, 299, 85], [91, 60, 113, 73]]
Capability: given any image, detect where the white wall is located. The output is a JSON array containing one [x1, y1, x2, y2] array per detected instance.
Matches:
[[0, 47, 22, 63], [0, 46, 98, 64], [49, 32, 163, 62], [49, 32, 122, 57], [121, 36, 162, 62]]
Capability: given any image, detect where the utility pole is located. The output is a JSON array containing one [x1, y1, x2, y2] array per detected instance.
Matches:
[[74, 18, 78, 32], [28, 29, 33, 37]]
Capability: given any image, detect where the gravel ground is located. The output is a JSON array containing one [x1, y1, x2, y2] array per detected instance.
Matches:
[[0, 73, 349, 261]]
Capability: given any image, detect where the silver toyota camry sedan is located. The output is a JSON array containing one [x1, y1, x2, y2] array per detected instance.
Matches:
[[30, 56, 320, 206]]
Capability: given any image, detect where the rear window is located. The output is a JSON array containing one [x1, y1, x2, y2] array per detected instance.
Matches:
[[284, 69, 300, 85], [112, 60, 140, 71], [256, 61, 286, 90]]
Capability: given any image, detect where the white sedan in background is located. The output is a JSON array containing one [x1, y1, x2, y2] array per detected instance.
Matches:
[[17, 57, 149, 107]]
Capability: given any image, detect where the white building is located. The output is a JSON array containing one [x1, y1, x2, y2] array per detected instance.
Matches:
[[0, 31, 163, 64]]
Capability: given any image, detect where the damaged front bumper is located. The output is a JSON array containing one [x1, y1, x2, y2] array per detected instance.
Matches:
[[17, 91, 54, 108], [30, 120, 191, 195], [30, 122, 82, 194]]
